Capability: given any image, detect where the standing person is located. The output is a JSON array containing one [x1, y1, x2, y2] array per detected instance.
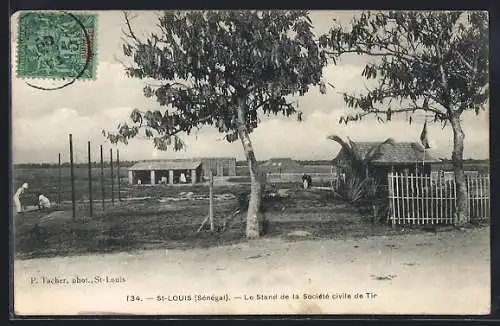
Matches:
[[13, 183, 28, 213], [302, 174, 312, 190]]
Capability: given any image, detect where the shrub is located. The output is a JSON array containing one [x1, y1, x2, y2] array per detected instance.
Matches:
[[333, 172, 377, 204]]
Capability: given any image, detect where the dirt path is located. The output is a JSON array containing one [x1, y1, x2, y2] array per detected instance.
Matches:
[[13, 227, 490, 315]]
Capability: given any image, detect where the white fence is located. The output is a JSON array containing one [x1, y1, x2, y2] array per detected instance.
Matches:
[[387, 172, 490, 225]]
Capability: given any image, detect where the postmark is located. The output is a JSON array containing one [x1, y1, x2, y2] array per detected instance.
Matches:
[[16, 12, 97, 81]]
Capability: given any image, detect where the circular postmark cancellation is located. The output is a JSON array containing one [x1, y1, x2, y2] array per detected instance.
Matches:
[[16, 11, 98, 90]]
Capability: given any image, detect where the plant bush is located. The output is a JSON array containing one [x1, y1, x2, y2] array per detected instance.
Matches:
[[333, 172, 390, 223], [333, 172, 377, 204]]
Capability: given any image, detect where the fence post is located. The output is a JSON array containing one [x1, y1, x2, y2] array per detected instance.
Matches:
[[387, 172, 394, 227], [487, 176, 490, 218], [117, 149, 121, 202], [209, 170, 214, 233], [395, 173, 400, 225], [429, 175, 433, 225], [410, 174, 415, 224], [88, 141, 93, 217], [453, 176, 458, 224], [439, 173, 443, 223], [110, 148, 114, 205], [69, 134, 76, 220], [58, 153, 61, 206], [100, 145, 105, 211]]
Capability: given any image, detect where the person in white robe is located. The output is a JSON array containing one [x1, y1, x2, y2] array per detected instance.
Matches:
[[13, 183, 28, 213], [38, 193, 51, 209]]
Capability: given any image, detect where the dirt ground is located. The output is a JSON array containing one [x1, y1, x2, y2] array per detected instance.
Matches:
[[12, 187, 392, 260], [12, 187, 491, 315], [13, 225, 490, 315]]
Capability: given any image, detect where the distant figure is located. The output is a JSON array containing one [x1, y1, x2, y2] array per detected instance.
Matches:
[[160, 176, 168, 184], [13, 183, 29, 213], [38, 193, 51, 209], [180, 172, 187, 183], [302, 174, 312, 190], [137, 179, 142, 185]]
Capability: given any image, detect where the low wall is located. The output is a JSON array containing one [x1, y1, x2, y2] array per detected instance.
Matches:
[[212, 176, 250, 186], [237, 165, 332, 176], [207, 173, 336, 186], [266, 173, 335, 184]]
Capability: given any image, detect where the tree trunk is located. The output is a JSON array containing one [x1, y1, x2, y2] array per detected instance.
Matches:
[[450, 113, 468, 226], [236, 97, 263, 239]]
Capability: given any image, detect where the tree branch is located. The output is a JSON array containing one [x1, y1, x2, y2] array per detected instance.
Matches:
[[455, 49, 476, 73], [348, 106, 447, 120], [123, 11, 141, 44]]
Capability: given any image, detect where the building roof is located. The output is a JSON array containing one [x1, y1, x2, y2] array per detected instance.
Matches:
[[260, 158, 302, 168], [129, 160, 201, 171], [333, 141, 441, 165]]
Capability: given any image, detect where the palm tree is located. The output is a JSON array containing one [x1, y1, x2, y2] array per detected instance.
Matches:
[[327, 135, 395, 178], [328, 136, 395, 220]]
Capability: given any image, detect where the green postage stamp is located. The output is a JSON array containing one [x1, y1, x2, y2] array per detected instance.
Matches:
[[16, 12, 97, 80]]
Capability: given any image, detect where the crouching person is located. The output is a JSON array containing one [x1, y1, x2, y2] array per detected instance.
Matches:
[[38, 193, 51, 210]]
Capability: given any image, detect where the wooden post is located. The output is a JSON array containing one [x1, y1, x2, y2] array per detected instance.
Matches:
[[209, 171, 214, 232], [487, 176, 490, 218], [424, 174, 428, 224], [117, 149, 121, 202], [128, 170, 133, 185], [100, 145, 105, 211], [466, 175, 471, 223], [410, 174, 415, 224], [475, 176, 479, 221], [191, 168, 197, 185], [405, 172, 409, 224], [427, 173, 437, 224], [110, 149, 114, 205], [88, 141, 93, 217], [441, 173, 445, 223], [453, 175, 458, 221], [388, 172, 393, 227], [69, 134, 76, 220], [395, 173, 400, 224], [168, 170, 173, 185], [479, 176, 482, 219], [482, 175, 487, 219], [151, 170, 156, 185], [58, 153, 61, 205], [450, 178, 454, 223]]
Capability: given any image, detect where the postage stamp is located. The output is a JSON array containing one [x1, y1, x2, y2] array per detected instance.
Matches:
[[16, 12, 97, 80]]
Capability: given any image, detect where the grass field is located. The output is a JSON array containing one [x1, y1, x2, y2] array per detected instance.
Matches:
[[13, 166, 129, 204], [12, 164, 333, 205]]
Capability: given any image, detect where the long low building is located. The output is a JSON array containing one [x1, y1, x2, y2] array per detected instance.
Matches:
[[128, 157, 236, 185]]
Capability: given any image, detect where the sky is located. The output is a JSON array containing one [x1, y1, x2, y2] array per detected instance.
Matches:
[[10, 10, 490, 164]]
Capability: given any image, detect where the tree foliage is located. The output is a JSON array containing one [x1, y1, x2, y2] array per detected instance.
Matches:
[[327, 135, 395, 176], [321, 10, 488, 225], [319, 11, 488, 124], [104, 10, 327, 149]]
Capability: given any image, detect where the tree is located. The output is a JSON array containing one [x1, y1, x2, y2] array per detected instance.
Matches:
[[104, 10, 327, 238], [319, 11, 488, 225], [327, 135, 395, 178]]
